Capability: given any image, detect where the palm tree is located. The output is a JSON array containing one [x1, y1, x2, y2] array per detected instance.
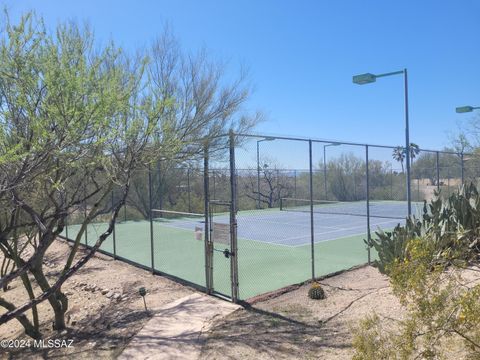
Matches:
[[410, 143, 420, 161], [392, 143, 420, 173], [393, 146, 405, 172]]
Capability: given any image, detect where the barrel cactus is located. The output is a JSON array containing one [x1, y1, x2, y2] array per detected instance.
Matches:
[[308, 282, 326, 300]]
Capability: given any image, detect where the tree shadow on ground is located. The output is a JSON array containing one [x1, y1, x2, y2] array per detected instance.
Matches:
[[200, 305, 352, 359], [4, 303, 153, 359]]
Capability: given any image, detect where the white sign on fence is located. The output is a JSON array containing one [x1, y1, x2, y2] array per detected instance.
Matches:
[[212, 222, 230, 245]]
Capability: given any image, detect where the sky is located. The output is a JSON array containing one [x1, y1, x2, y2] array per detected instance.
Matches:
[[3, 0, 480, 159]]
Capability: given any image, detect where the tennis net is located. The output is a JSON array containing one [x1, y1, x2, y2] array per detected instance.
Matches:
[[152, 209, 205, 221], [280, 197, 423, 220]]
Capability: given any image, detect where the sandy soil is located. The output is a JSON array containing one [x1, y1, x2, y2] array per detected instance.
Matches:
[[3, 238, 480, 360], [200, 265, 480, 360], [199, 266, 398, 360], [0, 239, 194, 359]]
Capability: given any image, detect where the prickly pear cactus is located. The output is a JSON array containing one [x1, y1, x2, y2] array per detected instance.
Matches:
[[308, 282, 326, 300]]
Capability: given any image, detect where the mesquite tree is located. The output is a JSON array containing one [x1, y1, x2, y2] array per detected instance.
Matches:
[[242, 159, 293, 208], [0, 13, 257, 338]]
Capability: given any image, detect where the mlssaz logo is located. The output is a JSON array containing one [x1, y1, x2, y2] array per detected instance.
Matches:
[[33, 339, 74, 348]]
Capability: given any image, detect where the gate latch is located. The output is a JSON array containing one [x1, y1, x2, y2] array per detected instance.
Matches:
[[214, 247, 234, 258], [223, 248, 234, 258]]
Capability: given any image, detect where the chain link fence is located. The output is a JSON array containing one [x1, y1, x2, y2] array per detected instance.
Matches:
[[61, 132, 479, 302]]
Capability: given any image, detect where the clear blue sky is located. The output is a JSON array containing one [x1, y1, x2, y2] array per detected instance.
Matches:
[[4, 0, 480, 152]]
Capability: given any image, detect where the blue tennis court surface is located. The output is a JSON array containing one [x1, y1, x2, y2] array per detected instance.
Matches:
[[156, 200, 422, 246]]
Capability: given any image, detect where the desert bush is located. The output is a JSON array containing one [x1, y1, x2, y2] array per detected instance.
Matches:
[[353, 237, 480, 359], [354, 184, 480, 358]]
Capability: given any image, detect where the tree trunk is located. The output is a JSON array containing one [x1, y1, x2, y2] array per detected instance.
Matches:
[[20, 272, 40, 332], [30, 263, 67, 331], [0, 298, 41, 339]]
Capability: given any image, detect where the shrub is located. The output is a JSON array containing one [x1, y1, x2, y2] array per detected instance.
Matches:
[[352, 237, 480, 359]]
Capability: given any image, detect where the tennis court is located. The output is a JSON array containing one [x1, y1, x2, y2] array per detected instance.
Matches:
[[166, 199, 420, 247], [64, 200, 419, 300], [59, 131, 467, 302]]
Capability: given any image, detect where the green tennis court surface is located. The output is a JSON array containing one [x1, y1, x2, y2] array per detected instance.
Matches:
[[63, 201, 413, 299]]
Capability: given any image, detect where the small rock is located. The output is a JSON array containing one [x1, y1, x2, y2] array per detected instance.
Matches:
[[113, 293, 120, 300], [106, 291, 114, 298], [101, 289, 109, 295]]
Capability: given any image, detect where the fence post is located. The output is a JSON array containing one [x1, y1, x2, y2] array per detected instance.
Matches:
[[391, 167, 394, 200], [366, 145, 371, 264], [257, 140, 261, 209], [323, 145, 328, 200], [112, 190, 117, 260], [229, 131, 239, 302], [203, 144, 212, 294], [436, 151, 440, 192], [417, 178, 420, 202], [212, 170, 216, 200], [157, 161, 163, 216], [84, 184, 88, 245], [309, 139, 315, 280], [65, 190, 69, 240], [148, 166, 154, 273], [276, 169, 280, 207], [353, 173, 357, 200], [294, 170, 297, 198], [187, 168, 191, 213]]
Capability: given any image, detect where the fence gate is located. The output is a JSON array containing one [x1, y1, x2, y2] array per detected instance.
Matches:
[[207, 200, 239, 302]]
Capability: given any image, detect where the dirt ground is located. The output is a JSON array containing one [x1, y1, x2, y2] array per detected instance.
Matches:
[[2, 239, 480, 360], [199, 266, 399, 360], [199, 265, 480, 360], [0, 239, 194, 359]]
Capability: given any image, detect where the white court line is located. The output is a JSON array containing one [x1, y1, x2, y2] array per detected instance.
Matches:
[[238, 217, 341, 230], [278, 218, 398, 243], [237, 217, 400, 248], [154, 221, 300, 248], [155, 216, 400, 248], [238, 212, 381, 228]]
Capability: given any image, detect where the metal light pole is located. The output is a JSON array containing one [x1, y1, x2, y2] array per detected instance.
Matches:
[[404, 69, 411, 215], [256, 137, 274, 209], [456, 105, 479, 186], [323, 143, 340, 200], [353, 69, 412, 216]]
